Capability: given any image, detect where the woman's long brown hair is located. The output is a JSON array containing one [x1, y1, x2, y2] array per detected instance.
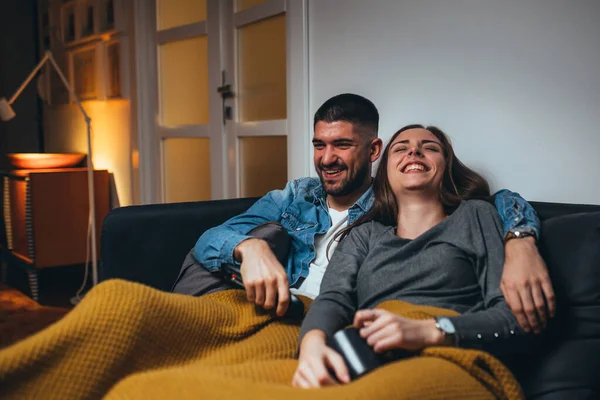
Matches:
[[329, 124, 491, 253]]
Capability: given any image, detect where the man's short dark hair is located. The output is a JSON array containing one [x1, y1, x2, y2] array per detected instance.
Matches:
[[313, 93, 379, 139]]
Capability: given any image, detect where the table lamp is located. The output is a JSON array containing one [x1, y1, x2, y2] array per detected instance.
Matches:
[[0, 50, 99, 287]]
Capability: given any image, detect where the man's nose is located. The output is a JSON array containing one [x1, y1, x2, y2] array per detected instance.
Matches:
[[322, 146, 338, 165]]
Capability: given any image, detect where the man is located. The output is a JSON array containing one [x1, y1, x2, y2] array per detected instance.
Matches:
[[172, 93, 554, 334]]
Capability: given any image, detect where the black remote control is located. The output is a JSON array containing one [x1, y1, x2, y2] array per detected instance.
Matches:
[[222, 264, 304, 319], [327, 326, 413, 380], [327, 327, 384, 380]]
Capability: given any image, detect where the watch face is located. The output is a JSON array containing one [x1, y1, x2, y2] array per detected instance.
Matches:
[[438, 318, 456, 334]]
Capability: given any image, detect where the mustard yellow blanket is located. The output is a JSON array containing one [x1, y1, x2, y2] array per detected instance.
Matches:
[[0, 280, 523, 399]]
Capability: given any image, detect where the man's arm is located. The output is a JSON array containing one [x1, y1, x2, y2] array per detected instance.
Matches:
[[194, 180, 300, 316], [193, 180, 297, 272], [493, 189, 556, 334]]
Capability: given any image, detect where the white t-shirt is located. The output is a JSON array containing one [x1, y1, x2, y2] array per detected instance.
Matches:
[[290, 207, 349, 299]]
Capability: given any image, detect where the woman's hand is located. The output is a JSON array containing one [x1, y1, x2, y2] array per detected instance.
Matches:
[[292, 330, 350, 388], [354, 309, 445, 353]]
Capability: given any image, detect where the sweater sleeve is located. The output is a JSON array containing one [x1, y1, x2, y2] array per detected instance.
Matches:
[[298, 222, 372, 344], [447, 201, 532, 357]]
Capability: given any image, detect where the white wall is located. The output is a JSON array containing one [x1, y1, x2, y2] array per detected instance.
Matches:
[[308, 0, 600, 204]]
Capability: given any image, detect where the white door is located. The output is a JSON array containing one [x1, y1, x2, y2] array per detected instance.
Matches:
[[134, 0, 309, 204], [155, 0, 224, 202], [224, 0, 289, 198]]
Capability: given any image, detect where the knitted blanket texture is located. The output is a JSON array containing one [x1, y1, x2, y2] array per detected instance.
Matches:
[[0, 280, 524, 399]]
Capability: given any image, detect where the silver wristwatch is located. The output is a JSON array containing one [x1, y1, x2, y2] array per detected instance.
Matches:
[[434, 317, 457, 346]]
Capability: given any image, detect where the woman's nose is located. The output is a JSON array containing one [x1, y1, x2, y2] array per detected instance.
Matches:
[[408, 147, 423, 157]]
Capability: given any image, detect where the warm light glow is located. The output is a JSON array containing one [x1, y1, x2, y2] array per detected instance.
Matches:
[[7, 153, 85, 169], [131, 149, 139, 169], [43, 99, 133, 206]]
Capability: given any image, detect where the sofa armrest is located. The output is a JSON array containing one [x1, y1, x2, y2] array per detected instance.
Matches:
[[99, 197, 258, 291]]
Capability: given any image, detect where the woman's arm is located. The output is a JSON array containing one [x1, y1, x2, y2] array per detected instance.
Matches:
[[297, 222, 371, 343], [294, 222, 372, 388], [293, 330, 350, 388]]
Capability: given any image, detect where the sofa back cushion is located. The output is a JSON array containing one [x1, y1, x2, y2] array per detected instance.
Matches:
[[542, 211, 600, 310], [517, 211, 600, 399], [100, 198, 259, 292]]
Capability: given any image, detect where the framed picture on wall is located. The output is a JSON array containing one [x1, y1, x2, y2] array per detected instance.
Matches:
[[40, 9, 50, 50], [49, 52, 70, 105], [107, 41, 121, 98], [62, 4, 76, 43], [100, 0, 115, 32], [80, 1, 95, 37], [72, 47, 97, 100]]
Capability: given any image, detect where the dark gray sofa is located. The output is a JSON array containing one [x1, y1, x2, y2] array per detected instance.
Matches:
[[99, 198, 600, 399]]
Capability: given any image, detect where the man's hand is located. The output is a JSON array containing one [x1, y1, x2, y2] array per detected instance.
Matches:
[[354, 309, 444, 352], [234, 238, 290, 316], [292, 330, 349, 388], [501, 237, 556, 334]]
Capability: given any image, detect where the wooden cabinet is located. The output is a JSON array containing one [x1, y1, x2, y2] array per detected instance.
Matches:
[[2, 168, 110, 299]]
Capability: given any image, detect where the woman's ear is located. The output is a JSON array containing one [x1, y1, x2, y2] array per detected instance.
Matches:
[[370, 138, 383, 162]]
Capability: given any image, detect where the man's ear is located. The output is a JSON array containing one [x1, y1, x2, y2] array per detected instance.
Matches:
[[370, 138, 383, 163]]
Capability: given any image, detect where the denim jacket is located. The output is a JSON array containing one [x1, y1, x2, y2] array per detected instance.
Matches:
[[194, 178, 540, 287]]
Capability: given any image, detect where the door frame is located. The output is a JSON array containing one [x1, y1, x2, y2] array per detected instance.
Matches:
[[131, 0, 310, 204]]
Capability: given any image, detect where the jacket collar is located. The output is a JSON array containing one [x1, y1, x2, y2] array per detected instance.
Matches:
[[309, 181, 374, 212], [354, 185, 374, 212]]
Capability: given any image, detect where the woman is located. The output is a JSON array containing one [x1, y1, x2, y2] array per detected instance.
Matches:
[[293, 124, 527, 388]]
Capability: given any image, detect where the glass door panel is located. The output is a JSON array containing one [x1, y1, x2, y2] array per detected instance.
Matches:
[[150, 0, 292, 203], [158, 36, 210, 126], [237, 14, 286, 122], [239, 136, 287, 197], [236, 0, 269, 12], [163, 138, 211, 202], [157, 0, 207, 30]]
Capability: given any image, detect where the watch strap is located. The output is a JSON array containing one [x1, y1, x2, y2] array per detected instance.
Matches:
[[504, 228, 536, 242]]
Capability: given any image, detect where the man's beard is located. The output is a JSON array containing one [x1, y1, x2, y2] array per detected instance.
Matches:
[[317, 161, 370, 197]]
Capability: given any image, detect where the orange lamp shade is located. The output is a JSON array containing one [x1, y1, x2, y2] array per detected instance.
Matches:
[[7, 153, 86, 169]]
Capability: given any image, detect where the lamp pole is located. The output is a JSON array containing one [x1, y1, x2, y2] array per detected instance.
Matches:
[[45, 52, 98, 285], [1, 50, 98, 286], [44, 51, 98, 286]]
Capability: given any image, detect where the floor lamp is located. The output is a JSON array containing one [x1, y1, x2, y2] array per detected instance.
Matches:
[[0, 50, 99, 288]]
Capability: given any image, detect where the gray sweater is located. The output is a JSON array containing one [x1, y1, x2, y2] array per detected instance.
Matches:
[[299, 200, 527, 357]]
